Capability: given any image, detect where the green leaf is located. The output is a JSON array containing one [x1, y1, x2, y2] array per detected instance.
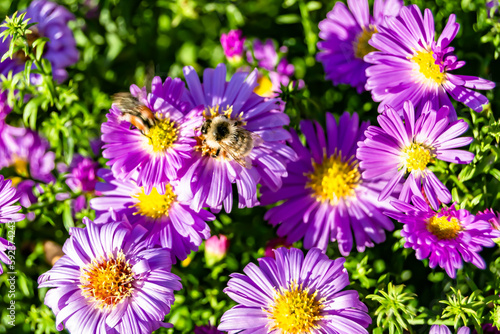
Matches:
[[62, 202, 74, 231]]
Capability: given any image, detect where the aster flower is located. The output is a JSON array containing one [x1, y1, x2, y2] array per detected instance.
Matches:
[[38, 217, 182, 333], [473, 324, 500, 334], [221, 30, 245, 62], [178, 63, 297, 212], [90, 169, 213, 262], [261, 112, 395, 256], [386, 196, 500, 278], [430, 325, 470, 334], [0, 0, 79, 83], [218, 247, 371, 333], [0, 175, 24, 274], [317, 0, 403, 92], [357, 101, 474, 210], [102, 77, 202, 194], [1, 127, 55, 184], [480, 208, 500, 230], [205, 234, 229, 266], [65, 155, 99, 213], [252, 39, 278, 71], [365, 4, 495, 120]]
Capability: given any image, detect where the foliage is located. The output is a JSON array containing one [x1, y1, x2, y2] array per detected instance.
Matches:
[[0, 0, 499, 333]]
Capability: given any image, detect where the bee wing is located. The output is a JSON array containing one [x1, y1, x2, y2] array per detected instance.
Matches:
[[219, 142, 252, 169], [251, 132, 263, 147]]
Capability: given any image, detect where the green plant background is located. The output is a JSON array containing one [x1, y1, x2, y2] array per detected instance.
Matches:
[[0, 0, 499, 333]]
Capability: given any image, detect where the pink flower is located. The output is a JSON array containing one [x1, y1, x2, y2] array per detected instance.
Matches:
[[205, 235, 229, 266], [220, 30, 246, 61]]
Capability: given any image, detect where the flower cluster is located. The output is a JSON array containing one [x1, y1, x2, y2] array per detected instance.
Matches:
[[0, 0, 496, 332]]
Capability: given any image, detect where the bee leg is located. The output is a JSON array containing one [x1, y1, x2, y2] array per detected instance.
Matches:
[[211, 147, 220, 158]]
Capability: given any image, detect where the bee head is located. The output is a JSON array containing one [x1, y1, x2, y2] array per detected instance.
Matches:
[[201, 119, 211, 135]]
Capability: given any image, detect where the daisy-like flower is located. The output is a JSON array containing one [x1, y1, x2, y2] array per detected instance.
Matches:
[[102, 77, 203, 194], [387, 196, 500, 278], [261, 112, 395, 256], [220, 30, 246, 62], [90, 169, 213, 262], [218, 247, 371, 333], [252, 39, 278, 71], [178, 63, 297, 212], [38, 217, 182, 333], [365, 4, 495, 120], [1, 128, 55, 184], [0, 0, 79, 83], [0, 175, 24, 274], [65, 155, 99, 213], [357, 101, 474, 210], [430, 325, 470, 334], [317, 0, 403, 92]]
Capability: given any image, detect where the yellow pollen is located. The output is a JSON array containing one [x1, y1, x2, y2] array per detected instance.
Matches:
[[306, 153, 360, 204], [427, 215, 461, 240], [79, 251, 134, 310], [354, 26, 378, 58], [254, 75, 274, 97], [411, 50, 445, 84], [131, 185, 176, 219], [402, 143, 434, 172], [12, 155, 29, 178], [266, 281, 324, 334], [147, 117, 178, 152]]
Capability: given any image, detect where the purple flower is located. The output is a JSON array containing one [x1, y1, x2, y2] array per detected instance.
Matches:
[[480, 208, 500, 230], [194, 323, 224, 334], [0, 0, 79, 83], [178, 64, 297, 212], [387, 196, 500, 278], [2, 128, 56, 184], [65, 155, 99, 214], [101, 77, 202, 194], [473, 324, 500, 334], [430, 325, 470, 334], [0, 175, 24, 224], [220, 30, 245, 61], [0, 175, 24, 274], [261, 112, 395, 256], [38, 217, 182, 333], [0, 90, 11, 122], [218, 247, 371, 333], [252, 39, 278, 71], [317, 0, 403, 93], [90, 169, 213, 263], [365, 4, 495, 120], [357, 101, 474, 210], [66, 155, 99, 193]]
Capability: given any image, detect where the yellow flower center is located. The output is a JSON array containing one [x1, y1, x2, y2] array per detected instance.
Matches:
[[402, 143, 434, 173], [79, 251, 134, 310], [306, 153, 360, 204], [147, 118, 178, 152], [354, 26, 378, 59], [131, 185, 176, 219], [427, 215, 461, 240], [267, 282, 323, 333], [254, 75, 274, 97], [411, 50, 445, 85]]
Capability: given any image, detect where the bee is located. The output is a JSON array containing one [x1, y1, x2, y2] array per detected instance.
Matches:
[[200, 115, 262, 169], [112, 92, 156, 135]]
